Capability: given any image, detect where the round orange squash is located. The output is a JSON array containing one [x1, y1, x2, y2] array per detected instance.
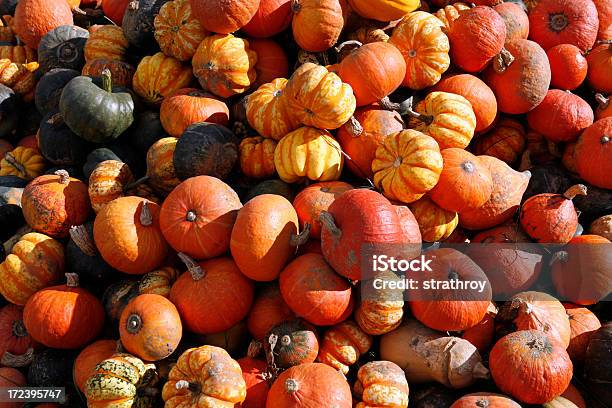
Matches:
[[82, 59, 135, 88], [239, 136, 277, 179], [474, 118, 526, 164], [0, 304, 35, 364], [316, 320, 372, 374], [133, 52, 193, 104], [88, 160, 134, 214], [243, 0, 293, 38], [409, 197, 458, 242], [73, 339, 116, 393], [145, 137, 181, 196], [84, 25, 128, 62], [353, 361, 409, 408], [574, 117, 612, 189], [160, 88, 229, 137], [191, 0, 259, 34], [564, 303, 602, 363], [246, 284, 295, 340], [451, 393, 521, 408], [494, 2, 529, 41], [13, 0, 73, 49], [246, 78, 299, 141], [586, 43, 612, 94], [291, 0, 344, 52], [238, 357, 270, 408], [154, 0, 208, 62], [547, 44, 588, 91], [249, 38, 290, 89], [347, 0, 419, 22]]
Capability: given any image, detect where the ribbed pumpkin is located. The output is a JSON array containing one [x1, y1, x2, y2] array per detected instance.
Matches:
[[347, 0, 419, 21], [137, 266, 180, 298], [274, 126, 343, 183], [353, 361, 409, 408], [432, 74, 497, 133], [574, 117, 612, 189], [246, 78, 299, 141], [407, 91, 477, 149], [494, 2, 529, 40], [88, 159, 134, 213], [21, 170, 90, 238], [279, 253, 354, 326], [451, 393, 521, 408], [191, 0, 259, 34], [154, 0, 208, 62], [564, 303, 602, 363], [372, 129, 443, 204], [484, 39, 551, 114], [94, 197, 168, 274], [316, 320, 372, 374], [247, 284, 295, 340], [132, 52, 193, 104], [0, 147, 45, 180], [243, 0, 293, 38], [528, 0, 598, 51], [490, 330, 572, 404], [356, 270, 404, 335], [0, 59, 38, 101], [160, 88, 229, 137], [320, 189, 405, 280], [13, 0, 73, 49], [85, 353, 159, 408], [82, 59, 135, 88], [192, 34, 257, 98], [284, 63, 356, 130], [409, 197, 458, 242], [586, 43, 612, 94], [0, 45, 36, 63], [389, 11, 449, 90], [474, 118, 526, 164], [337, 41, 406, 106], [145, 137, 181, 195], [170, 255, 254, 334], [434, 3, 471, 30], [231, 194, 305, 281], [72, 339, 116, 393], [239, 136, 277, 179], [346, 27, 389, 44], [291, 0, 344, 52], [429, 149, 493, 213], [0, 304, 35, 364], [249, 38, 289, 88], [160, 175, 242, 259], [84, 25, 128, 62], [547, 44, 588, 91], [459, 155, 531, 230], [448, 6, 507, 73], [23, 273, 104, 349]]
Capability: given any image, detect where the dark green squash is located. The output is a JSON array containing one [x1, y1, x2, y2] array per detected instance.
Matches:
[[0, 83, 20, 139], [585, 322, 612, 384], [59, 69, 134, 144], [0, 204, 24, 241], [0, 175, 28, 187], [129, 110, 167, 154], [102, 279, 139, 322], [28, 348, 78, 387], [244, 179, 295, 203], [522, 163, 573, 201], [82, 147, 122, 180], [410, 383, 457, 408], [38, 111, 93, 166], [106, 140, 144, 177], [16, 104, 41, 141], [0, 0, 18, 16], [173, 122, 239, 181], [572, 181, 612, 223], [122, 0, 169, 50], [37, 25, 89, 73], [35, 68, 80, 116]]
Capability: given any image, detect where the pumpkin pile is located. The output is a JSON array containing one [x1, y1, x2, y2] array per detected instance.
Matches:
[[0, 0, 610, 406]]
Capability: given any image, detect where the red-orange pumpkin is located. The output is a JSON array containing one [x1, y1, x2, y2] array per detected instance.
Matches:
[[291, 0, 344, 52], [249, 38, 290, 89], [191, 0, 260, 34], [0, 367, 26, 408], [474, 118, 526, 164], [160, 88, 230, 137], [0, 304, 35, 363], [246, 284, 295, 340], [72, 339, 116, 393], [394, 203, 422, 246], [547, 44, 588, 91], [494, 2, 529, 41], [243, 0, 293, 38], [563, 303, 602, 363], [574, 117, 612, 189], [102, 0, 129, 25], [461, 303, 497, 353], [451, 393, 521, 408], [13, 0, 73, 49], [594, 0, 612, 41], [238, 357, 270, 408], [586, 43, 612, 94]]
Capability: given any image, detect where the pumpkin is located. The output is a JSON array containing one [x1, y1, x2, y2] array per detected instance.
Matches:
[[0, 147, 45, 180], [348, 0, 419, 21], [284, 63, 356, 130], [0, 367, 26, 408], [434, 3, 471, 30], [460, 302, 497, 353], [389, 11, 449, 90], [594, 0, 612, 40], [459, 155, 531, 230], [356, 270, 405, 335], [28, 347, 77, 389], [291, 0, 344, 52], [239, 136, 277, 179], [586, 43, 612, 94], [546, 44, 588, 91], [37, 25, 88, 74], [246, 78, 299, 141], [474, 118, 526, 164], [102, 0, 130, 24], [520, 184, 586, 244], [142, 137, 178, 197], [317, 320, 372, 374], [429, 149, 493, 213], [574, 117, 612, 189], [23, 273, 104, 349], [87, 159, 133, 213], [483, 39, 551, 115], [564, 303, 602, 363], [407, 91, 477, 149], [60, 70, 134, 144], [102, 280, 139, 322], [249, 38, 289, 88], [337, 41, 406, 105], [244, 179, 295, 202], [545, 385, 587, 408], [191, 0, 259, 34], [160, 88, 228, 138], [172, 122, 239, 180], [84, 25, 128, 62], [37, 112, 92, 167], [94, 196, 168, 274], [132, 52, 192, 104], [154, 0, 208, 61], [448, 6, 507, 73], [528, 0, 598, 51], [595, 94, 612, 120], [160, 175, 242, 259], [35, 69, 79, 116], [494, 2, 529, 40], [490, 330, 572, 404], [274, 126, 343, 183], [551, 235, 612, 305], [243, 0, 292, 38], [247, 284, 295, 340], [236, 359, 269, 408], [585, 322, 612, 385], [590, 214, 612, 240], [13, 0, 73, 49], [263, 318, 319, 371], [85, 353, 159, 407], [17, 135, 39, 153], [119, 293, 182, 362], [137, 266, 179, 298], [409, 248, 491, 331], [192, 34, 257, 98], [451, 393, 521, 408], [408, 197, 458, 242], [497, 291, 571, 348], [0, 45, 36, 64], [353, 361, 409, 408], [347, 27, 389, 44], [0, 59, 38, 101], [82, 59, 135, 88], [122, 0, 171, 50], [0, 304, 35, 365], [170, 255, 254, 334], [372, 129, 443, 204], [72, 339, 116, 393], [21, 170, 90, 238]]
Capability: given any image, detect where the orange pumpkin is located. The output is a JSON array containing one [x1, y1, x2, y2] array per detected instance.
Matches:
[[494, 2, 529, 40], [82, 59, 135, 88], [88, 160, 134, 213], [461, 302, 497, 353], [0, 146, 45, 180], [0, 367, 26, 408], [73, 339, 116, 393], [0, 139, 13, 158], [586, 42, 612, 94], [353, 361, 409, 408], [0, 59, 38, 101], [594, 0, 612, 41], [192, 34, 257, 98], [574, 117, 612, 189], [84, 25, 128, 62], [316, 320, 372, 374], [247, 284, 295, 340], [474, 118, 526, 164], [239, 136, 277, 179], [0, 304, 35, 364], [451, 393, 521, 408], [238, 357, 270, 408], [347, 0, 419, 21], [409, 197, 458, 242], [243, 0, 293, 38], [0, 45, 36, 63], [191, 0, 259, 34], [547, 44, 588, 91], [94, 197, 169, 274], [145, 137, 181, 195], [434, 3, 471, 30], [132, 52, 193, 104], [160, 88, 229, 137], [249, 38, 290, 88], [291, 0, 344, 52], [13, 0, 73, 49], [154, 0, 208, 62], [356, 270, 404, 335], [246, 78, 299, 141], [564, 303, 602, 363]]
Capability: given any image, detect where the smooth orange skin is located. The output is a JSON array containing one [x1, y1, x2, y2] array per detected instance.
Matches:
[[0, 304, 35, 358], [461, 308, 496, 353], [13, 0, 72, 49], [102, 0, 129, 25], [246, 284, 295, 340], [292, 0, 344, 53], [160, 88, 229, 137], [547, 44, 588, 91], [243, 0, 292, 38], [191, 0, 259, 34], [73, 339, 117, 393], [451, 393, 521, 408], [575, 117, 612, 189], [520, 192, 578, 244], [587, 44, 612, 95], [563, 303, 602, 363], [249, 38, 289, 89], [238, 357, 270, 408]]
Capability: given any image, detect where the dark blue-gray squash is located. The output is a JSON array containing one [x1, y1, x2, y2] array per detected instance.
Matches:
[[35, 68, 80, 116], [37, 25, 89, 73], [38, 111, 93, 166]]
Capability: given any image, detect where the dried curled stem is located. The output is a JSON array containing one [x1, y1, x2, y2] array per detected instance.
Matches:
[[492, 48, 515, 73], [65, 272, 80, 287], [70, 225, 97, 256], [290, 223, 311, 247], [1, 348, 34, 367], [54, 169, 70, 184], [178, 252, 205, 281], [562, 184, 587, 200], [319, 211, 341, 238], [139, 201, 153, 226]]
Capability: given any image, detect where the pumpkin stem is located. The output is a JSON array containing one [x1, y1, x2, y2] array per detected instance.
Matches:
[[186, 210, 197, 222], [266, 333, 279, 374], [562, 184, 587, 200], [69, 225, 97, 256], [47, 112, 65, 127], [334, 40, 363, 55], [4, 151, 26, 177], [285, 378, 300, 393], [291, 0, 301, 13], [549, 250, 569, 266], [66, 272, 80, 287], [56, 40, 79, 64], [247, 340, 263, 358], [518, 150, 533, 171], [290, 222, 311, 248], [472, 362, 490, 379], [101, 68, 113, 93], [379, 96, 401, 111], [174, 380, 201, 394], [319, 211, 341, 238], [0, 348, 34, 367], [54, 169, 70, 184], [140, 201, 153, 226], [177, 252, 206, 281], [346, 116, 363, 137], [280, 335, 291, 347], [11, 319, 27, 338], [492, 48, 515, 73], [601, 135, 610, 144], [595, 93, 609, 109], [126, 313, 143, 334], [124, 176, 149, 192], [400, 104, 434, 125]]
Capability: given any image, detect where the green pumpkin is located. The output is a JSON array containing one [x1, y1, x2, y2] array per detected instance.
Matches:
[[59, 69, 134, 144]]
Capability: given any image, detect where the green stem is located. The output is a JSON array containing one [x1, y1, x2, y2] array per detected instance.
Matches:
[[101, 68, 113, 93]]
